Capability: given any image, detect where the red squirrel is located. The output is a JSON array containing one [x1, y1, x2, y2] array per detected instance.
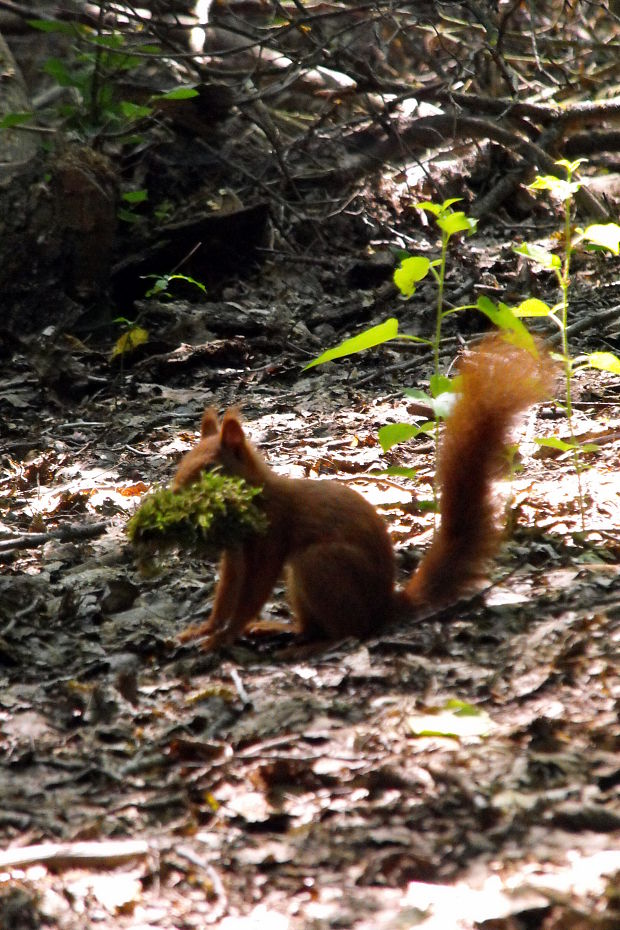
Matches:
[[173, 335, 553, 650]]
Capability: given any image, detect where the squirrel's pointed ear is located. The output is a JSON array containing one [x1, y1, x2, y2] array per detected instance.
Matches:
[[220, 409, 246, 452], [201, 408, 219, 438]]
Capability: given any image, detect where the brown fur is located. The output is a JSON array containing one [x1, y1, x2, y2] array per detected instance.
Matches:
[[173, 336, 553, 649]]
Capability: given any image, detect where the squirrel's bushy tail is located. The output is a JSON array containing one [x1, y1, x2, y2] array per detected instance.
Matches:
[[403, 335, 554, 608]]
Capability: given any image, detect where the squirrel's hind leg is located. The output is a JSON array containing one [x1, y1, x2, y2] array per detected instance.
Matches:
[[288, 543, 393, 640]]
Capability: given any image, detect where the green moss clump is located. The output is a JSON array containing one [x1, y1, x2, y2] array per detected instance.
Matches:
[[126, 471, 267, 554]]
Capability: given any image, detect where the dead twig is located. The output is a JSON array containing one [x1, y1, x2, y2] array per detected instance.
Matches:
[[0, 521, 108, 554], [0, 840, 149, 871]]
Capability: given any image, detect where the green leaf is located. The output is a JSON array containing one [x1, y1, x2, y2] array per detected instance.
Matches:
[[536, 437, 599, 454], [303, 318, 399, 370], [118, 209, 141, 224], [119, 101, 153, 119], [510, 297, 554, 317], [585, 351, 620, 375], [581, 223, 620, 255], [535, 436, 579, 452], [43, 57, 74, 87], [429, 374, 453, 399], [393, 256, 430, 297], [378, 422, 427, 453], [372, 466, 418, 480], [403, 388, 433, 404], [0, 112, 33, 129], [416, 200, 441, 217], [555, 157, 587, 175], [110, 53, 142, 71], [476, 297, 538, 354], [397, 334, 433, 345], [122, 189, 148, 204], [437, 211, 477, 238], [514, 242, 562, 270], [143, 275, 169, 297], [528, 175, 581, 199], [157, 86, 199, 100], [142, 273, 206, 298], [415, 421, 436, 436], [168, 274, 207, 295], [418, 498, 438, 513], [111, 325, 148, 358], [91, 33, 125, 49], [28, 18, 84, 35], [445, 699, 479, 716], [417, 198, 462, 217], [408, 701, 494, 739]]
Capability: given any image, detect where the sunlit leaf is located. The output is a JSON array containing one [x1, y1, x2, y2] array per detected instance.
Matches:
[[476, 297, 537, 354], [393, 256, 430, 297], [585, 351, 620, 375], [528, 175, 580, 199], [157, 86, 199, 100], [378, 422, 428, 453], [510, 297, 554, 317], [168, 274, 206, 295], [437, 211, 477, 238], [535, 436, 579, 452], [555, 157, 587, 174], [303, 318, 399, 370], [111, 326, 149, 358], [417, 198, 462, 217], [514, 242, 562, 270], [416, 200, 441, 216], [581, 223, 620, 255]]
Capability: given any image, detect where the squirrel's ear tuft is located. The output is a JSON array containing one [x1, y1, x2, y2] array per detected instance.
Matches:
[[220, 410, 246, 452], [201, 408, 219, 438]]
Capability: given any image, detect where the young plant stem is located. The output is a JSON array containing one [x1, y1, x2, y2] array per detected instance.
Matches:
[[431, 230, 449, 528], [433, 233, 448, 376], [560, 192, 586, 530]]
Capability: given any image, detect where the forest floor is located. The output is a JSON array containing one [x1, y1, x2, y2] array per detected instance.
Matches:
[[1, 179, 620, 930]]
